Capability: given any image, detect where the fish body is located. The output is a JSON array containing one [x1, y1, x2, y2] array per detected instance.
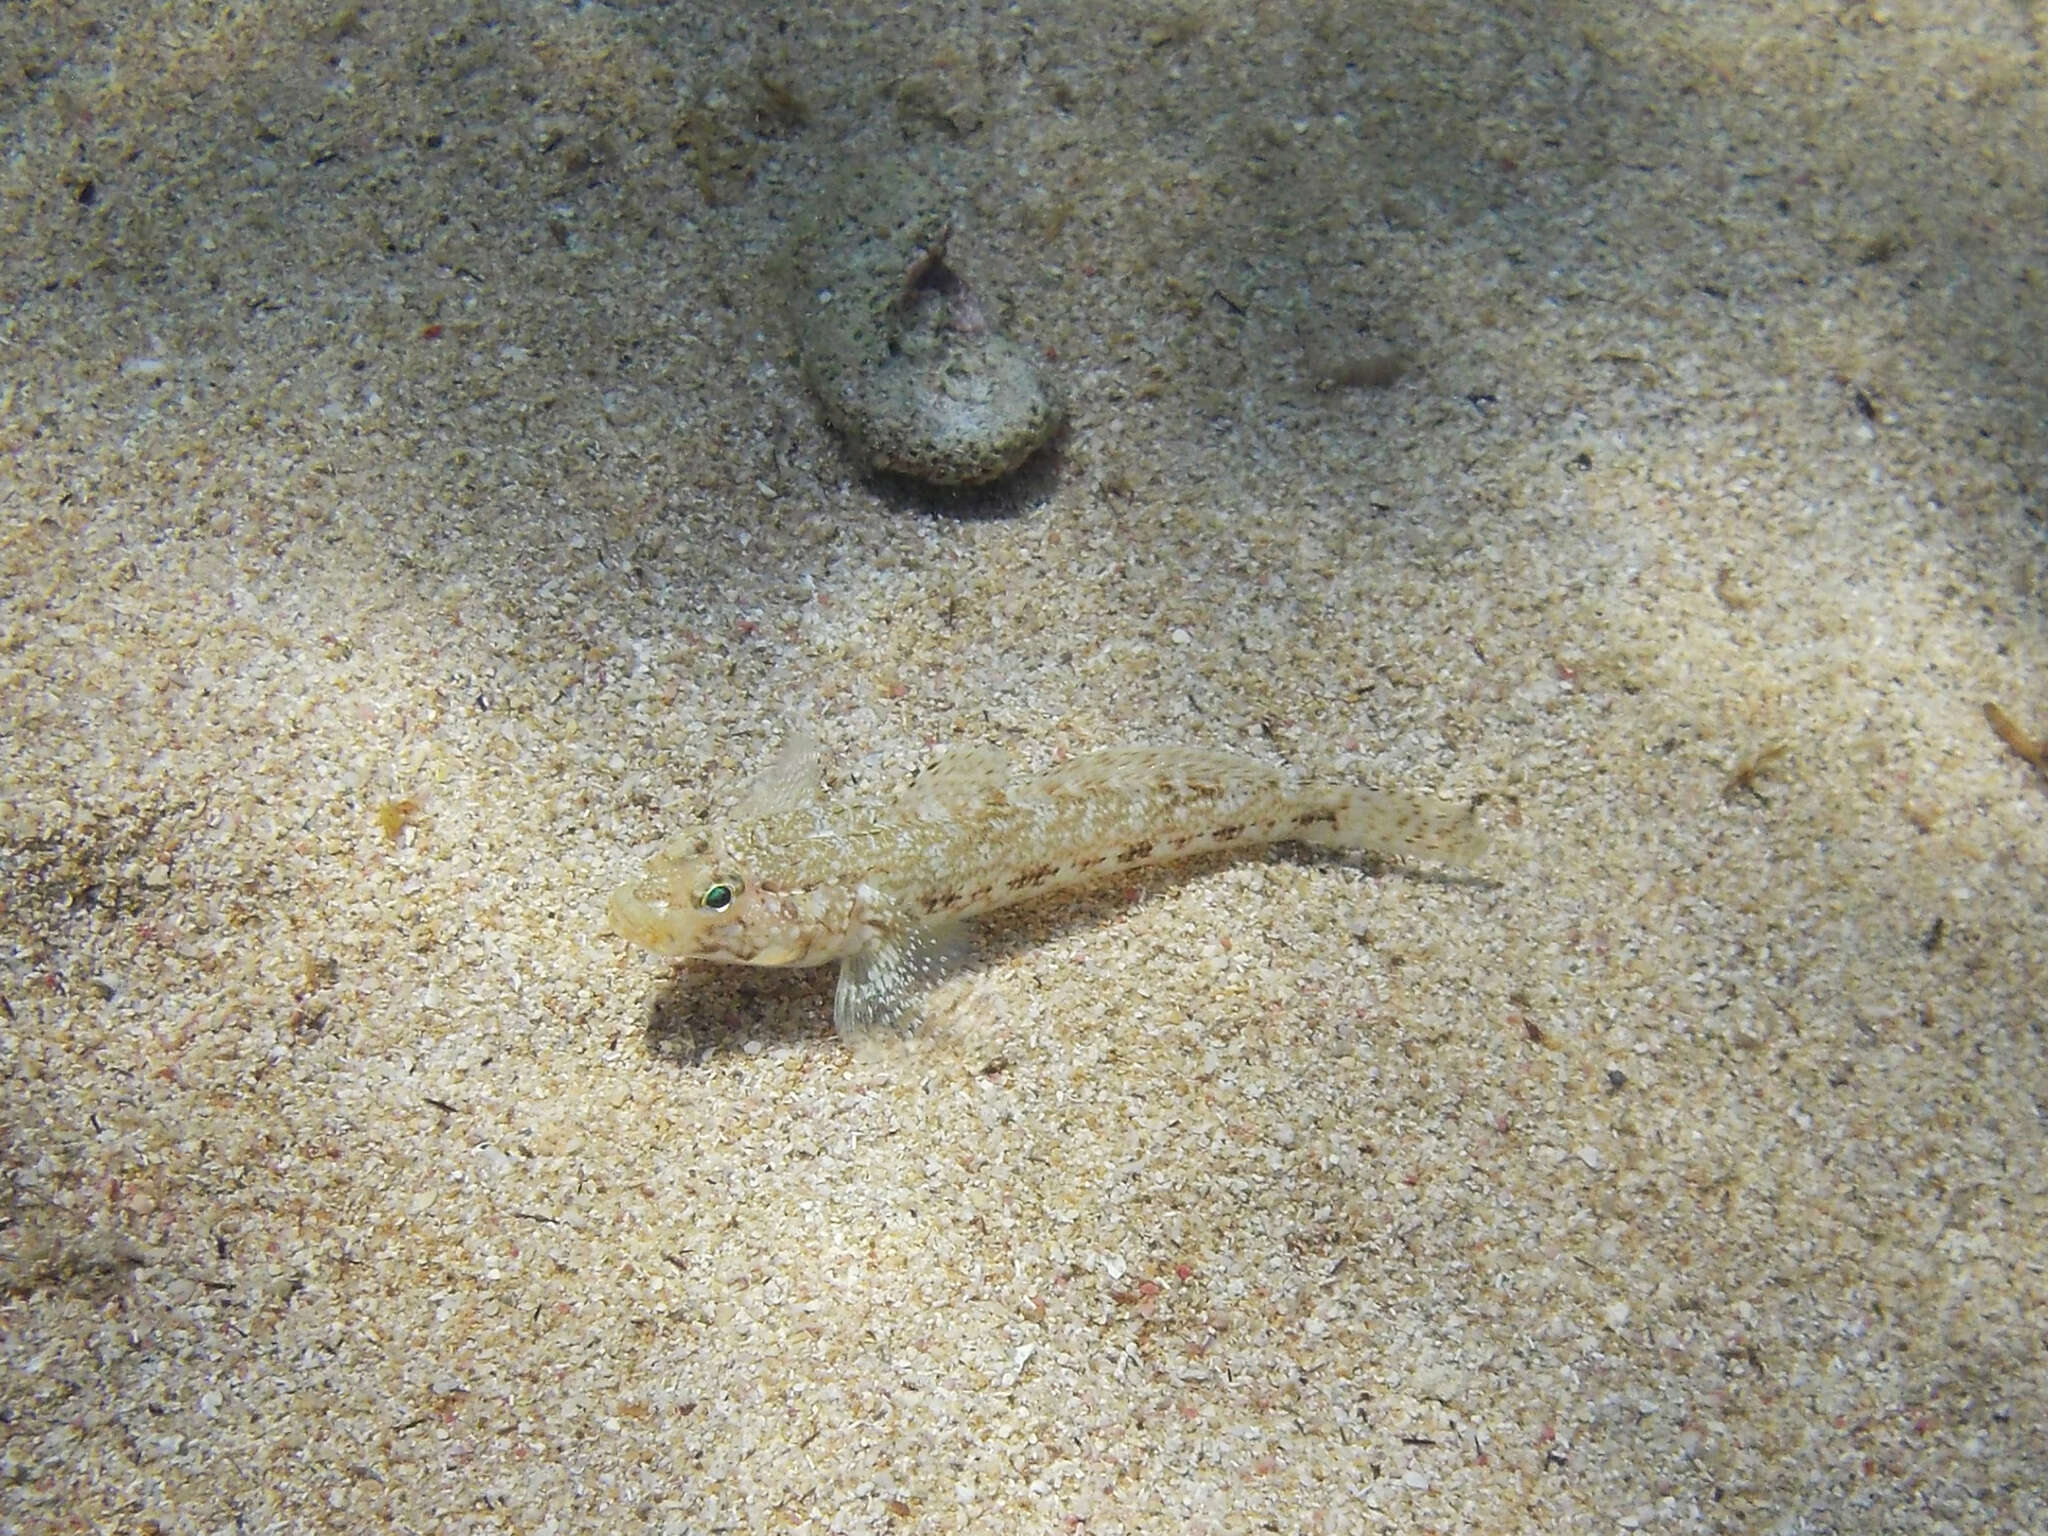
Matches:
[[609, 738, 1484, 1037]]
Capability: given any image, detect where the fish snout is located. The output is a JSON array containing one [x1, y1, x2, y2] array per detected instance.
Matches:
[[608, 874, 707, 958]]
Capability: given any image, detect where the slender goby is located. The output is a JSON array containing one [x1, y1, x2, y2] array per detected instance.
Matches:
[[609, 736, 1485, 1038]]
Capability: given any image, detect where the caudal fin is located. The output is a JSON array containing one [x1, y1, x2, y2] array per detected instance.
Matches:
[[1297, 787, 1487, 866]]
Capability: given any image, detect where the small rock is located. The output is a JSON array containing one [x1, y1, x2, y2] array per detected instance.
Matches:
[[788, 154, 1063, 487]]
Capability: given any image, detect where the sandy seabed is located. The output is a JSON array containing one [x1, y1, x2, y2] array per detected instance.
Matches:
[[3, 2, 2046, 1532]]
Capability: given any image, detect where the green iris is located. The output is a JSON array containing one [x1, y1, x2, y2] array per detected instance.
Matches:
[[699, 882, 736, 912]]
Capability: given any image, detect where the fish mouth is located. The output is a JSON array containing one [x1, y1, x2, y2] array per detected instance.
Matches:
[[608, 881, 698, 958]]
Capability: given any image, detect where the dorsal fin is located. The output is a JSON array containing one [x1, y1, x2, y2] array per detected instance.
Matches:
[[901, 744, 1015, 818], [733, 732, 826, 819]]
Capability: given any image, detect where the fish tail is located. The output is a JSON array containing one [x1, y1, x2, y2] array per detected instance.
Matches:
[[1292, 785, 1487, 866]]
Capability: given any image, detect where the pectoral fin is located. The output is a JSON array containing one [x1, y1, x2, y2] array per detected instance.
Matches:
[[833, 918, 972, 1038]]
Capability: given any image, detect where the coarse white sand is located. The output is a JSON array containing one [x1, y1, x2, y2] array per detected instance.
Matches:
[[3, 2, 2045, 1531]]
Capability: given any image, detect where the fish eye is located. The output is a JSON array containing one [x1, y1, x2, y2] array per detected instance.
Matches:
[[699, 881, 737, 912]]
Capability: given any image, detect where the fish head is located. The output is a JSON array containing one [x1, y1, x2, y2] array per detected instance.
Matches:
[[609, 827, 810, 966]]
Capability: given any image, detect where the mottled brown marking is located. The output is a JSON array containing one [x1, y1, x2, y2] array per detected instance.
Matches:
[[1294, 808, 1339, 830], [1006, 862, 1059, 890], [1209, 824, 1245, 843], [1116, 841, 1155, 864]]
